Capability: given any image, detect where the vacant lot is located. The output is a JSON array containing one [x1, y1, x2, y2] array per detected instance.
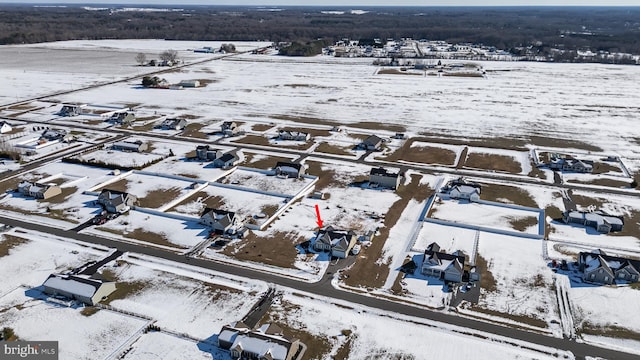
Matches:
[[384, 140, 457, 165], [221, 231, 303, 268], [342, 174, 432, 289], [464, 153, 522, 174], [480, 183, 538, 208], [314, 142, 354, 156]]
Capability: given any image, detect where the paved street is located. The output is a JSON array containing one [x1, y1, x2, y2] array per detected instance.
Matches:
[[0, 214, 636, 360]]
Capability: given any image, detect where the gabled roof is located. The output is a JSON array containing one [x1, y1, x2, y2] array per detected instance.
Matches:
[[580, 251, 640, 275], [275, 161, 301, 171], [370, 167, 399, 178], [43, 274, 112, 298], [362, 135, 383, 146], [217, 152, 238, 163]]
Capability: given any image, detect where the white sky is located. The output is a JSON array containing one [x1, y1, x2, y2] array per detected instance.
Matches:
[[5, 1, 640, 6]]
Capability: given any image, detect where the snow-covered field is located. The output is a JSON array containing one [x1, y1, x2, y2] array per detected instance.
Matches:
[[1, 39, 640, 357]]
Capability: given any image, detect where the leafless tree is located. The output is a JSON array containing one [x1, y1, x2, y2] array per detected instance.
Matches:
[[135, 52, 147, 66], [159, 49, 178, 64]]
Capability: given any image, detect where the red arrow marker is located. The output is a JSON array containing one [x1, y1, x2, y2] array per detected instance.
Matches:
[[315, 204, 324, 228]]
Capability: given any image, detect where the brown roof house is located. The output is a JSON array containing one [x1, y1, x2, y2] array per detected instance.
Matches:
[[98, 189, 137, 214], [313, 226, 357, 259], [421, 242, 465, 283], [42, 274, 116, 306], [18, 181, 62, 200], [218, 321, 305, 360]]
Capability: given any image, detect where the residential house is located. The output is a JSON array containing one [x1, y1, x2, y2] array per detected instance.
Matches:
[[213, 151, 242, 169], [109, 111, 135, 125], [440, 177, 481, 202], [421, 242, 466, 283], [98, 189, 137, 214], [42, 274, 117, 306], [0, 121, 12, 134], [277, 130, 311, 142], [218, 321, 304, 360], [313, 226, 357, 259], [359, 135, 384, 151], [369, 167, 401, 190], [17, 181, 62, 200], [549, 157, 593, 173], [57, 104, 83, 117], [40, 128, 71, 142], [160, 118, 187, 131], [200, 208, 240, 235], [562, 210, 624, 233], [578, 250, 640, 284], [221, 121, 238, 136], [195, 145, 222, 161], [112, 140, 148, 153], [274, 162, 304, 179]]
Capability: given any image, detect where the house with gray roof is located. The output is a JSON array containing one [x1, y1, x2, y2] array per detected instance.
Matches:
[[421, 242, 466, 283], [109, 111, 135, 125], [313, 226, 357, 258], [213, 151, 242, 169], [359, 135, 384, 151], [98, 189, 137, 214], [274, 161, 304, 179], [160, 118, 187, 130], [112, 140, 148, 153], [221, 121, 238, 136], [18, 181, 62, 200], [277, 130, 310, 142], [549, 157, 593, 173], [578, 250, 640, 285], [200, 208, 240, 235], [218, 321, 305, 360], [562, 210, 624, 233], [439, 177, 481, 202], [42, 274, 116, 305]]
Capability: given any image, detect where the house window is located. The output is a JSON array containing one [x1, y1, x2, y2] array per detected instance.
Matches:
[[590, 274, 595, 279], [619, 273, 625, 279], [604, 276, 609, 282], [598, 269, 603, 274]]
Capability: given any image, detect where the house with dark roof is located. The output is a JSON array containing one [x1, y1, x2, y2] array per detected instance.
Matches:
[[109, 111, 135, 125], [40, 128, 72, 142], [421, 242, 466, 283], [549, 157, 593, 173], [17, 181, 62, 200], [195, 145, 222, 161], [277, 130, 310, 142], [213, 151, 242, 169], [112, 140, 148, 153], [578, 250, 640, 284], [98, 189, 137, 214], [563, 210, 624, 233], [200, 208, 240, 234], [57, 104, 84, 117], [359, 135, 384, 151], [369, 167, 401, 190], [221, 121, 238, 136], [218, 321, 305, 360], [160, 118, 187, 130], [42, 274, 117, 305], [274, 162, 304, 179], [313, 226, 357, 258], [439, 177, 481, 202]]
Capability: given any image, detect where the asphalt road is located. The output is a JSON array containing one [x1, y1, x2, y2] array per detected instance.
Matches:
[[1, 214, 636, 360]]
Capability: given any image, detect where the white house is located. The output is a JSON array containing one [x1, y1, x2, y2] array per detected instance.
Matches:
[[274, 161, 304, 178], [421, 242, 465, 283], [0, 121, 12, 134], [213, 151, 242, 169], [218, 321, 304, 360], [200, 208, 240, 234], [42, 274, 117, 305], [313, 226, 357, 259], [369, 167, 400, 190]]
